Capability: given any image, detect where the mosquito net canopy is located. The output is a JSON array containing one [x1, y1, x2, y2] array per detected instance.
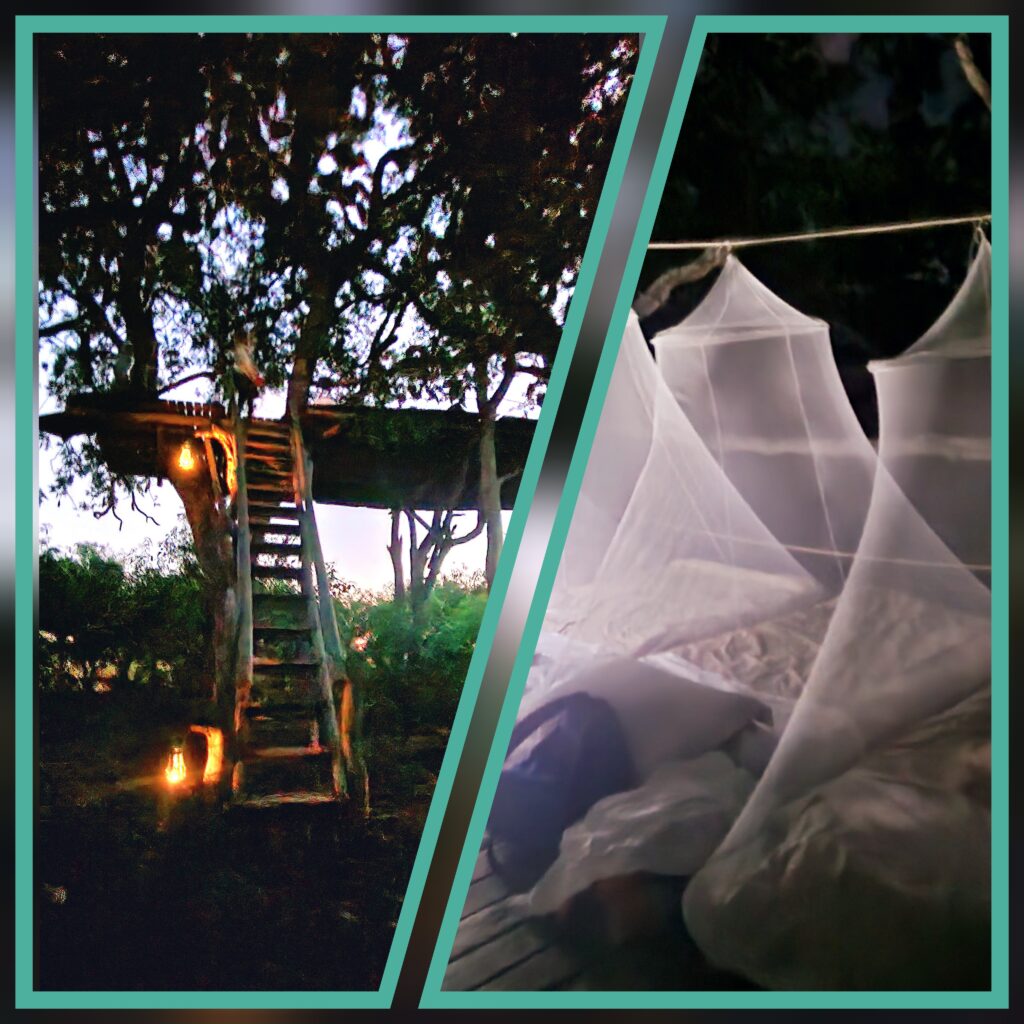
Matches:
[[653, 255, 878, 592], [545, 309, 823, 662], [869, 237, 991, 578], [682, 241, 992, 990]]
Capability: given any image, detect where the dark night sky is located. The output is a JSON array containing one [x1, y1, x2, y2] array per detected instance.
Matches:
[[639, 33, 992, 434]]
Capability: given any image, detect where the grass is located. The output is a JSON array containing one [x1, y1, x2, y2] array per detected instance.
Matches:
[[36, 688, 445, 991]]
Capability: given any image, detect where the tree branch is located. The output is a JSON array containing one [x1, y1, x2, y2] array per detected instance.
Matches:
[[632, 245, 728, 319], [955, 35, 991, 111], [156, 369, 217, 396]]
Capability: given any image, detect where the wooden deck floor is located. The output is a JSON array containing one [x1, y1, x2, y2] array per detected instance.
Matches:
[[443, 840, 755, 993], [442, 846, 587, 992]]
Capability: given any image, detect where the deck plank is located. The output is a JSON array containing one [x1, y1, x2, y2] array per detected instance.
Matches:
[[477, 946, 581, 991], [443, 921, 550, 991], [451, 894, 531, 961], [461, 870, 509, 917]]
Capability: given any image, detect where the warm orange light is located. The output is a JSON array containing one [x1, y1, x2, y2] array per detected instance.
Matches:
[[165, 745, 187, 786], [189, 724, 224, 784], [177, 442, 197, 472]]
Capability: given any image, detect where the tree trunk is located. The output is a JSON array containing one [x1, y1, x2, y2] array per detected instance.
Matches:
[[478, 409, 504, 588], [165, 443, 236, 707], [388, 510, 406, 604], [286, 261, 335, 419], [406, 510, 430, 618]]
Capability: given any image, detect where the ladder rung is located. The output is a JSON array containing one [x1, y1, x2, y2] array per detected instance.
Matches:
[[249, 498, 299, 510], [253, 655, 319, 668], [245, 440, 291, 453], [247, 745, 330, 760], [254, 623, 311, 636], [246, 699, 322, 717], [249, 486, 294, 501], [232, 791, 338, 809], [245, 451, 291, 465], [251, 542, 302, 557], [250, 524, 302, 537], [251, 564, 304, 580]]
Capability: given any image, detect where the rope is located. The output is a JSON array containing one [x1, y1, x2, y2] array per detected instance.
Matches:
[[648, 213, 991, 251]]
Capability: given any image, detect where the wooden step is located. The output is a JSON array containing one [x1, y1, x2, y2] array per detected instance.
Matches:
[[248, 514, 301, 527], [238, 750, 334, 798], [251, 563, 304, 581], [232, 791, 338, 810], [253, 592, 307, 606], [245, 450, 291, 466], [248, 419, 290, 434], [253, 624, 311, 637], [250, 681, 318, 710], [248, 486, 295, 503], [251, 522, 302, 537], [245, 707, 318, 747], [247, 468, 292, 484], [245, 440, 291, 455], [251, 542, 302, 557], [252, 654, 319, 669], [254, 631, 315, 664], [248, 503, 299, 516]]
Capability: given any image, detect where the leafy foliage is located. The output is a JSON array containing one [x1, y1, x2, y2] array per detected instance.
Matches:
[[38, 540, 208, 694], [338, 577, 487, 739], [39, 32, 638, 513]]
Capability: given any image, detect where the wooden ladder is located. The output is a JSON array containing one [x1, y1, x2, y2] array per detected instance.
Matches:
[[230, 415, 366, 811]]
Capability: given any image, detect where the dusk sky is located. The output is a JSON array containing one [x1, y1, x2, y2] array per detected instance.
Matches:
[[38, 379, 519, 592]]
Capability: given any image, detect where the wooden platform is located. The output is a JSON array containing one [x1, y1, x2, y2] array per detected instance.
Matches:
[[443, 840, 761, 993], [40, 396, 534, 510], [443, 846, 586, 992]]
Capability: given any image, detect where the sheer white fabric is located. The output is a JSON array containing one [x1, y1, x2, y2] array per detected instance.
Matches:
[[870, 238, 991, 578], [547, 310, 822, 660], [683, 243, 992, 989], [653, 256, 878, 591]]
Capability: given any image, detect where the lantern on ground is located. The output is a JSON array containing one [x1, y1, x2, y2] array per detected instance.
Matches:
[[164, 744, 187, 786]]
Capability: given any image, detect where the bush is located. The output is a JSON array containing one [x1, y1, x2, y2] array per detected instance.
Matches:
[[338, 580, 487, 739]]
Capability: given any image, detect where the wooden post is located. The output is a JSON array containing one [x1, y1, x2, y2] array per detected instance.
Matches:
[[289, 419, 346, 796], [291, 421, 346, 675], [232, 416, 254, 790], [291, 418, 369, 811]]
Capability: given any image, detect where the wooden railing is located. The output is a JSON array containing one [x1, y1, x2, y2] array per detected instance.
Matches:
[[291, 420, 347, 678], [289, 418, 345, 795], [232, 415, 254, 752]]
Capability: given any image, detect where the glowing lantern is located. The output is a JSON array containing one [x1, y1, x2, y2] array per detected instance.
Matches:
[[177, 441, 197, 472], [164, 744, 187, 786]]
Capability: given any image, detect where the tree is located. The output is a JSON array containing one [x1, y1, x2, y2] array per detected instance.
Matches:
[[387, 507, 485, 615], [38, 32, 639, 696]]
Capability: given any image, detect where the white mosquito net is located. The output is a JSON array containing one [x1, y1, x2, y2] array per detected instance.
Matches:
[[653, 255, 878, 592], [869, 237, 991, 579], [545, 309, 823, 662], [682, 241, 992, 990]]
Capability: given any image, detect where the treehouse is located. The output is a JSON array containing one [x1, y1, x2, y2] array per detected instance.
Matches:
[[40, 393, 536, 510], [40, 393, 538, 812]]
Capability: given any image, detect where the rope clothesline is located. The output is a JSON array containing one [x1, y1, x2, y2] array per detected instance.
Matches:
[[648, 212, 992, 251]]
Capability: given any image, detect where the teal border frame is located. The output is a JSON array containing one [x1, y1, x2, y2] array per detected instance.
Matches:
[[422, 14, 1010, 1011], [14, 13, 665, 1010]]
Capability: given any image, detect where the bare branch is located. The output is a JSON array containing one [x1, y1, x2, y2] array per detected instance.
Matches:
[[157, 369, 217, 396], [955, 35, 991, 111], [633, 245, 728, 319], [449, 511, 486, 546]]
